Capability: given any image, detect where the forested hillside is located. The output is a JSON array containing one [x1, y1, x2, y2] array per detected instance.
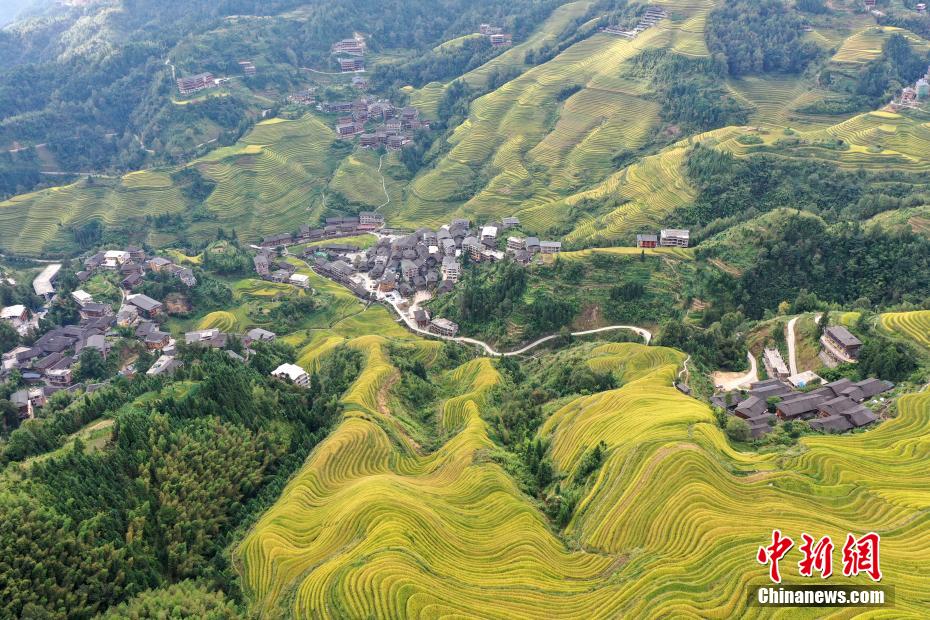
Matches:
[[0, 0, 564, 197]]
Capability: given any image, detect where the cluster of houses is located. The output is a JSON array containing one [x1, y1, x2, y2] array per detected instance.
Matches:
[[889, 64, 930, 110], [81, 247, 196, 290], [288, 88, 317, 105], [0, 246, 206, 420], [712, 375, 892, 438], [478, 24, 512, 47], [253, 213, 567, 341], [323, 98, 430, 149], [603, 6, 667, 39], [635, 228, 690, 249], [331, 34, 368, 73]]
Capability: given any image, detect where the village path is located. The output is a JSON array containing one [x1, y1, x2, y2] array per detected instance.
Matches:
[[381, 294, 651, 356], [712, 351, 758, 391], [787, 313, 821, 376], [374, 154, 390, 211]]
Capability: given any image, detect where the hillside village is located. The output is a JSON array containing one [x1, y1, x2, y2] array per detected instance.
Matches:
[[255, 213, 563, 339], [323, 98, 430, 149], [0, 245, 283, 420]]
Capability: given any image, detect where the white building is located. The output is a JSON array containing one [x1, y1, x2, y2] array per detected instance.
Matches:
[[272, 363, 310, 387], [441, 256, 461, 283], [1, 305, 28, 329], [72, 290, 94, 306], [290, 273, 311, 288], [33, 263, 61, 298], [481, 226, 498, 242], [660, 229, 690, 248], [103, 250, 131, 268], [762, 347, 789, 380], [147, 355, 182, 376]]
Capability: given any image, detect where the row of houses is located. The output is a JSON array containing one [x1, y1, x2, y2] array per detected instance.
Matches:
[[177, 72, 216, 96], [636, 228, 690, 249], [258, 212, 385, 250], [149, 326, 277, 381], [713, 376, 892, 438], [332, 35, 366, 56]]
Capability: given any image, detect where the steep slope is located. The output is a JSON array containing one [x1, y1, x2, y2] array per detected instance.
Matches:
[[238, 339, 930, 617], [389, 0, 718, 230]]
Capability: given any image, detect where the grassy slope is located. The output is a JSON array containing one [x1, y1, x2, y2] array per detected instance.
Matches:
[[238, 338, 930, 617]]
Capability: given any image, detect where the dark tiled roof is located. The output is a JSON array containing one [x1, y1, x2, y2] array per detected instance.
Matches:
[[776, 394, 827, 419], [810, 415, 853, 433], [855, 378, 891, 400], [735, 396, 767, 420], [825, 325, 861, 348]]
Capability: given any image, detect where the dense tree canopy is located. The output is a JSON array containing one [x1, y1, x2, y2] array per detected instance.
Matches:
[[706, 0, 821, 75]]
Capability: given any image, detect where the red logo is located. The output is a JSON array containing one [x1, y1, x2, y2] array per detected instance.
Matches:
[[758, 531, 882, 583], [757, 529, 794, 583], [841, 532, 883, 582], [798, 533, 834, 579]]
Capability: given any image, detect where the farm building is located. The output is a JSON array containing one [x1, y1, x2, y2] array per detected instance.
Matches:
[[33, 264, 61, 299], [762, 347, 789, 380], [636, 234, 658, 248], [820, 325, 862, 365], [176, 73, 215, 96], [429, 318, 459, 338], [271, 363, 310, 387]]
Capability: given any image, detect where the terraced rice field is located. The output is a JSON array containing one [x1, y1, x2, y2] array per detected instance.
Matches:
[[881, 310, 930, 348], [237, 337, 930, 617], [197, 310, 239, 331], [0, 172, 188, 256], [0, 114, 339, 256], [559, 246, 694, 261], [391, 0, 716, 231], [559, 127, 740, 244], [726, 75, 841, 130], [830, 26, 930, 65]]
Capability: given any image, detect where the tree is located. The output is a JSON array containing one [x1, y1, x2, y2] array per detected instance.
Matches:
[[0, 321, 18, 353], [725, 417, 751, 442], [75, 348, 110, 382]]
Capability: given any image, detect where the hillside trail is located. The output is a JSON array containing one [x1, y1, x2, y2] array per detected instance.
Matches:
[[787, 313, 822, 375], [382, 292, 651, 355], [374, 154, 390, 211]]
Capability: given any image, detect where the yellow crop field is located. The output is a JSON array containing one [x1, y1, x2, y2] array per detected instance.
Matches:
[[830, 26, 930, 65], [0, 114, 338, 256], [388, 0, 717, 230], [237, 338, 930, 617], [197, 310, 238, 332], [881, 310, 930, 348]]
